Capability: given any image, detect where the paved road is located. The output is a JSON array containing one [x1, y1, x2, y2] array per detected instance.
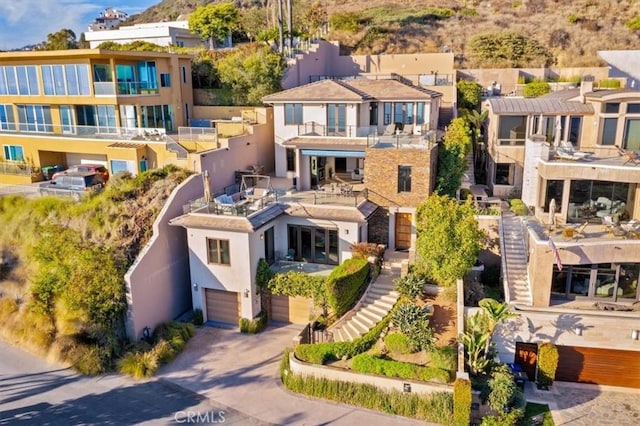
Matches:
[[0, 339, 254, 425]]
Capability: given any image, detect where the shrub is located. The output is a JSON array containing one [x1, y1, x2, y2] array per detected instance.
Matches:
[[453, 378, 471, 426], [118, 351, 159, 379], [325, 257, 370, 318], [267, 271, 326, 308], [537, 342, 559, 387], [295, 315, 390, 364], [239, 311, 267, 334], [429, 346, 458, 372], [567, 14, 579, 24], [256, 258, 275, 293], [392, 303, 434, 351], [384, 332, 412, 354], [329, 12, 360, 32], [350, 242, 385, 260], [282, 350, 453, 424], [509, 199, 528, 216], [351, 354, 450, 382], [152, 339, 177, 364], [0, 297, 18, 325], [395, 273, 427, 301], [193, 309, 203, 326], [626, 16, 640, 31], [523, 81, 551, 98], [598, 78, 622, 89]]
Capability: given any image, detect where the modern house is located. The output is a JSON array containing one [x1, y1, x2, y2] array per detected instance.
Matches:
[[169, 76, 443, 327], [484, 77, 640, 388], [84, 21, 222, 49], [87, 7, 129, 32]]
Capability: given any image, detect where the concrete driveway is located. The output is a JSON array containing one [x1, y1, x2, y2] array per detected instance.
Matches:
[[525, 380, 640, 426], [158, 325, 432, 426]]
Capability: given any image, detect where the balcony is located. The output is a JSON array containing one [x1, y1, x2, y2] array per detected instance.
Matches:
[[0, 122, 167, 142], [366, 130, 437, 149], [297, 122, 375, 138], [93, 81, 159, 96]]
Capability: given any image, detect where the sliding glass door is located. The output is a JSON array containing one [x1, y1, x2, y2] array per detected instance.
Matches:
[[287, 225, 339, 264]]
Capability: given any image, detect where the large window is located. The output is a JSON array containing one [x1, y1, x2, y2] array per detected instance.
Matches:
[[287, 225, 338, 264], [568, 180, 629, 222], [416, 102, 425, 125], [552, 263, 640, 301], [601, 117, 618, 145], [207, 238, 230, 265], [494, 163, 513, 185], [623, 118, 640, 151], [569, 116, 582, 146], [0, 66, 39, 95], [3, 145, 24, 161], [286, 148, 295, 172], [383, 102, 392, 125], [17, 105, 52, 132], [398, 165, 412, 192], [0, 104, 15, 130], [141, 104, 173, 130], [42, 64, 90, 96], [544, 180, 564, 212], [394, 102, 414, 125], [76, 105, 117, 133], [327, 103, 346, 135], [498, 115, 526, 145], [284, 103, 303, 125]]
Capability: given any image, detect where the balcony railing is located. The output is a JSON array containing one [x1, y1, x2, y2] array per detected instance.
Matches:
[[297, 122, 376, 138], [0, 122, 167, 142], [367, 130, 437, 149], [0, 161, 32, 176], [93, 81, 159, 96], [178, 127, 217, 142]]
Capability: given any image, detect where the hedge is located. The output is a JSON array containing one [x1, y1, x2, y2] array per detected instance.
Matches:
[[537, 342, 559, 387], [325, 257, 370, 318], [295, 315, 391, 364], [280, 349, 453, 424], [453, 378, 472, 426], [351, 354, 450, 383]]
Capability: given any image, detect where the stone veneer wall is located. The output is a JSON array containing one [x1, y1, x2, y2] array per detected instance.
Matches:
[[367, 206, 389, 246], [364, 145, 438, 208]]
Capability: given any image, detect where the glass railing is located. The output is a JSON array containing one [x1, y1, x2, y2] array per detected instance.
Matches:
[[178, 127, 217, 142], [0, 161, 31, 176], [297, 122, 376, 138], [367, 130, 437, 149], [93, 81, 159, 96], [0, 122, 167, 142]]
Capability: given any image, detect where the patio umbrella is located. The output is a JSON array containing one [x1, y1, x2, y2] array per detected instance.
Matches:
[[553, 118, 562, 148], [548, 198, 556, 230], [203, 170, 212, 203]]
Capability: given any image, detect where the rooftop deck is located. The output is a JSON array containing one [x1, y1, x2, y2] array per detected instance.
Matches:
[[526, 216, 640, 245]]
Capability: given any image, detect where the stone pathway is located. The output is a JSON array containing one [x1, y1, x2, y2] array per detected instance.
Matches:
[[525, 381, 640, 425]]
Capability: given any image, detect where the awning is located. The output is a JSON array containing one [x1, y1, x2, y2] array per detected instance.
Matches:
[[300, 149, 365, 158]]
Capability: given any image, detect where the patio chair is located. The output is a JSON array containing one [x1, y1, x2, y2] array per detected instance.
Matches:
[[284, 248, 295, 261], [617, 146, 640, 166]]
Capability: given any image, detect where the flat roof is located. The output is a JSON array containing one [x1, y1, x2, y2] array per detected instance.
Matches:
[[0, 48, 193, 61], [488, 98, 594, 115]]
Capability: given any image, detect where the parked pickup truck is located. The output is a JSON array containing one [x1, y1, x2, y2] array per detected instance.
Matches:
[[39, 172, 104, 201]]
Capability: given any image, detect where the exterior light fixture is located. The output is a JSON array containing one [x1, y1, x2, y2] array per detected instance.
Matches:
[[193, 283, 198, 291], [574, 325, 583, 336], [632, 329, 639, 340], [244, 289, 250, 298], [260, 233, 264, 240]]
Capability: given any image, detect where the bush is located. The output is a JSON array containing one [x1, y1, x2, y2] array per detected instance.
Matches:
[[429, 346, 458, 372], [395, 273, 427, 301], [152, 339, 177, 364], [329, 12, 361, 32], [118, 351, 159, 379], [626, 16, 640, 31], [0, 297, 18, 325], [282, 350, 453, 424], [537, 342, 558, 387], [523, 81, 551, 98], [453, 378, 471, 426], [325, 257, 370, 318], [509, 199, 528, 216], [267, 271, 326, 309], [239, 311, 267, 334], [384, 332, 413, 354], [295, 315, 390, 364], [193, 309, 203, 326], [351, 354, 450, 382], [598, 79, 622, 89], [392, 303, 434, 351]]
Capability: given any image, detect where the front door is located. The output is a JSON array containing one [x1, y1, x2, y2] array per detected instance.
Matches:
[[335, 158, 347, 173], [395, 213, 412, 250], [514, 342, 538, 381]]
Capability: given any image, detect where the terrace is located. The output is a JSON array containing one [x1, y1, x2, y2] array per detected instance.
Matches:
[[0, 122, 168, 142]]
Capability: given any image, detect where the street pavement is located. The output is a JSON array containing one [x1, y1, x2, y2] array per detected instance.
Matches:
[[0, 338, 252, 425]]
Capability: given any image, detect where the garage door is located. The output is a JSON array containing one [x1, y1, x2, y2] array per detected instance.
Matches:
[[271, 295, 312, 324], [205, 289, 240, 325], [556, 345, 640, 388], [65, 154, 108, 168]]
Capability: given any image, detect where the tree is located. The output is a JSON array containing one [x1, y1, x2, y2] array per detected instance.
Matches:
[[462, 108, 488, 145], [296, 2, 327, 38], [415, 194, 483, 286], [239, 7, 269, 42], [435, 117, 471, 197], [41, 29, 78, 50], [217, 43, 285, 105], [457, 80, 483, 111], [189, 3, 239, 50]]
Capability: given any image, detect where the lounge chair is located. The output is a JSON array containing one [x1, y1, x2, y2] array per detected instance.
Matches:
[[617, 146, 640, 165], [560, 141, 592, 159]]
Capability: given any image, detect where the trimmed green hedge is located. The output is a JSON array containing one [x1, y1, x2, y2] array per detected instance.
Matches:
[[280, 349, 453, 424], [295, 315, 391, 364], [453, 378, 472, 426], [351, 354, 450, 383], [325, 257, 370, 318], [537, 342, 559, 387]]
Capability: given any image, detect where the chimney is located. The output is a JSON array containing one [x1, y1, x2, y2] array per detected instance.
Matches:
[[580, 75, 595, 102]]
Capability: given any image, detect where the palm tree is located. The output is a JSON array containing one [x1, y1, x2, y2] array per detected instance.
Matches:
[[479, 298, 517, 357], [462, 109, 489, 177]]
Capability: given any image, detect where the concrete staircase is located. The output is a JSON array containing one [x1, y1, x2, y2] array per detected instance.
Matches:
[[330, 260, 402, 342], [501, 205, 533, 306]]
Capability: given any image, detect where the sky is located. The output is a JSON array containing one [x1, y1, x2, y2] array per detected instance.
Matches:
[[0, 0, 159, 50]]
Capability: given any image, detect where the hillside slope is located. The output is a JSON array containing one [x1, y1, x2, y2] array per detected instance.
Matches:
[[130, 0, 640, 67]]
